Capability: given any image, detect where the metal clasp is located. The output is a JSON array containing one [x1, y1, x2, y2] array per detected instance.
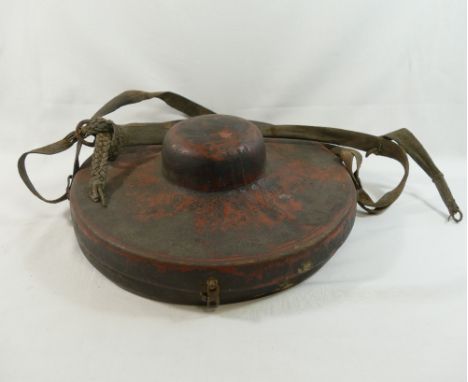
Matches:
[[201, 277, 220, 308]]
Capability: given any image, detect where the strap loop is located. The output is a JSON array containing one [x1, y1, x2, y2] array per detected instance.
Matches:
[[18, 132, 78, 204]]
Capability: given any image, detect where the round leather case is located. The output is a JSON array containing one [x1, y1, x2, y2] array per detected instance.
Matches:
[[69, 115, 356, 305]]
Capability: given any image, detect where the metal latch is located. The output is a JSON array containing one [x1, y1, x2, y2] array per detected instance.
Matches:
[[201, 277, 220, 308]]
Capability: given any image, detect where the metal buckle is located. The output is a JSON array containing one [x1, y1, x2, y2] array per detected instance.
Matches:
[[201, 277, 220, 308]]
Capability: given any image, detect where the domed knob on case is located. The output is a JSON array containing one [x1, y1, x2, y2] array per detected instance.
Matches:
[[161, 115, 266, 192]]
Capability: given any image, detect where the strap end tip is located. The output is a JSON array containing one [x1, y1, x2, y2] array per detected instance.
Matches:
[[448, 209, 463, 223]]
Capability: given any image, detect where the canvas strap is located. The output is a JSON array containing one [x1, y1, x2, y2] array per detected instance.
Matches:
[[18, 90, 462, 222]]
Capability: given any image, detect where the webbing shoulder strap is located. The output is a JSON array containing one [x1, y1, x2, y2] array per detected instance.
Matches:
[[17, 90, 462, 222]]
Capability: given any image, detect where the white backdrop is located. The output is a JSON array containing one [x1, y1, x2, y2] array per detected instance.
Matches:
[[0, 1, 466, 381]]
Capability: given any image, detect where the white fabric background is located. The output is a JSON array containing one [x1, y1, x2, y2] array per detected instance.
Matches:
[[0, 1, 466, 381]]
